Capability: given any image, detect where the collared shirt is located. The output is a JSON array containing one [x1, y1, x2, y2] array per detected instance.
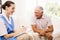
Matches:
[[31, 15, 52, 29]]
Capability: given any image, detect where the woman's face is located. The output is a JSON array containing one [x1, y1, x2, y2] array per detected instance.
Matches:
[[6, 4, 15, 15]]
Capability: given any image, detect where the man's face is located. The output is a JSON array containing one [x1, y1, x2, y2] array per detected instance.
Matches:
[[6, 4, 15, 15], [34, 7, 43, 19]]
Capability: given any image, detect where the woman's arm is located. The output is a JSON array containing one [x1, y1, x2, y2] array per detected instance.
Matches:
[[4, 27, 26, 39], [4, 30, 17, 39]]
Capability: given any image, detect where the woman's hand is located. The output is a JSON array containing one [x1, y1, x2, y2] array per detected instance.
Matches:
[[15, 26, 27, 34], [21, 26, 26, 32], [4, 33, 16, 39]]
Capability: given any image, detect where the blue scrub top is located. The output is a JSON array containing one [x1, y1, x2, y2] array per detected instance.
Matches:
[[0, 15, 16, 40]]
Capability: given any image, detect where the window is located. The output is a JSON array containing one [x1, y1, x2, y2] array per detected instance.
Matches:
[[37, 0, 60, 17]]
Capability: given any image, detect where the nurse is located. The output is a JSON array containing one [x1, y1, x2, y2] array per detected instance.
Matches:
[[0, 1, 18, 40]]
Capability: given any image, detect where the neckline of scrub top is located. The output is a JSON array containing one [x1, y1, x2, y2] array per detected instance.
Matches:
[[2, 13, 11, 24]]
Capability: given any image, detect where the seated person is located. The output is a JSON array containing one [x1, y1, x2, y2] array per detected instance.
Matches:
[[31, 6, 54, 40], [0, 1, 32, 40]]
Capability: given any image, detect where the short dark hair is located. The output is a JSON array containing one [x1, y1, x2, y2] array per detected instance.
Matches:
[[2, 1, 15, 10]]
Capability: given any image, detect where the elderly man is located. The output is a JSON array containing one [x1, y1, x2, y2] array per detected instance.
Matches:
[[31, 6, 53, 40]]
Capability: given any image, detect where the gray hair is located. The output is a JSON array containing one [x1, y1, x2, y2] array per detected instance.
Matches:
[[36, 6, 43, 10]]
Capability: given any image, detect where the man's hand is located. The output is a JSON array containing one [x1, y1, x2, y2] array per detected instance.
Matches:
[[39, 29, 46, 36]]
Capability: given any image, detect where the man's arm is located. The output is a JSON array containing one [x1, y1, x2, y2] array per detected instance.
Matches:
[[46, 25, 53, 33], [45, 17, 54, 33], [32, 24, 41, 33], [32, 24, 47, 36]]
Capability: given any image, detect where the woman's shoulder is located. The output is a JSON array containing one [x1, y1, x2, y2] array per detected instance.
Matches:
[[0, 14, 4, 22]]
